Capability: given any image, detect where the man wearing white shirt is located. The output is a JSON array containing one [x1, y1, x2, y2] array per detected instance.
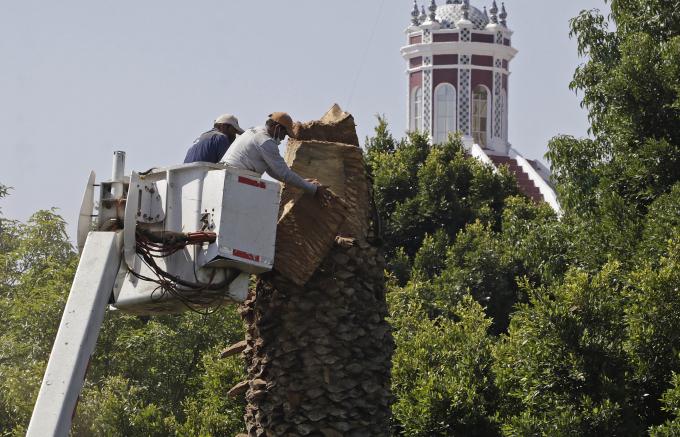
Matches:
[[224, 112, 328, 202]]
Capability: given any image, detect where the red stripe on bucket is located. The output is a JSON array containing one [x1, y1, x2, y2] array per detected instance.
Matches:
[[233, 249, 261, 262], [238, 176, 266, 189]]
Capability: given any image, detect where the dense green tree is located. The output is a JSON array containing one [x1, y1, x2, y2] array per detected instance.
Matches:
[[390, 293, 499, 436], [366, 121, 518, 275], [493, 264, 639, 436], [493, 2, 680, 433], [624, 237, 680, 427], [0, 205, 78, 436], [635, 183, 680, 263], [548, 2, 680, 215], [498, 196, 569, 285], [651, 373, 680, 436], [73, 309, 246, 436]]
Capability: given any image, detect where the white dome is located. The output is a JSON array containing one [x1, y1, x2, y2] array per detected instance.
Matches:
[[435, 3, 489, 30]]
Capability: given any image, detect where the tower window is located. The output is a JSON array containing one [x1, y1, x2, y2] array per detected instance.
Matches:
[[472, 85, 490, 147], [434, 84, 456, 144], [410, 87, 422, 132]]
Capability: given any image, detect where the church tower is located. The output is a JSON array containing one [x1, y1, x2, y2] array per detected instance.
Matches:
[[401, 0, 560, 212]]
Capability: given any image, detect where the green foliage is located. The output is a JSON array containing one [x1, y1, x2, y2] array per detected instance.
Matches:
[[370, 117, 572, 432], [0, 183, 9, 218], [176, 353, 247, 437], [499, 196, 568, 284], [548, 4, 680, 215], [387, 247, 412, 286], [366, 118, 518, 271], [390, 294, 499, 436], [411, 229, 449, 281], [624, 238, 680, 426], [493, 264, 640, 435], [650, 374, 680, 436], [0, 209, 78, 434], [433, 221, 520, 333], [533, 15, 680, 430], [73, 307, 247, 435], [385, 194, 565, 435], [74, 376, 177, 437], [636, 183, 680, 263]]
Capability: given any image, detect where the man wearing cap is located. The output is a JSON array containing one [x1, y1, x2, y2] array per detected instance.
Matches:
[[184, 114, 244, 164], [223, 112, 327, 200]]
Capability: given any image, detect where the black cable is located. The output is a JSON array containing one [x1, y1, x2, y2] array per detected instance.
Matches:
[[127, 229, 238, 315]]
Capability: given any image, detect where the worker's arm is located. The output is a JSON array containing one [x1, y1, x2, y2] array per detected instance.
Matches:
[[259, 141, 317, 194]]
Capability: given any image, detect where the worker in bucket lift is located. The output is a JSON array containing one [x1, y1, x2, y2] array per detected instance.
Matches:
[[223, 112, 329, 203], [184, 114, 245, 164]]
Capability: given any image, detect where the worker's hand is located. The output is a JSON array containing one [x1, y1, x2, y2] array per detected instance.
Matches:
[[312, 183, 331, 207], [305, 179, 331, 206]]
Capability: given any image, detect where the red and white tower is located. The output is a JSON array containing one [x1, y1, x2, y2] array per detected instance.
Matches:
[[401, 0, 560, 211]]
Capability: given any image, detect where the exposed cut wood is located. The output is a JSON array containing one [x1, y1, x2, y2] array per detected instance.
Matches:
[[291, 103, 360, 147], [282, 140, 372, 241], [273, 191, 348, 286], [227, 380, 249, 399], [220, 340, 247, 359]]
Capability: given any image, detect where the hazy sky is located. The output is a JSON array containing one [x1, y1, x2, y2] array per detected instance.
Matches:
[[0, 0, 609, 239]]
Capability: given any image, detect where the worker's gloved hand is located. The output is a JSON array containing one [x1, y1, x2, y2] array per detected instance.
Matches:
[[315, 185, 332, 207], [306, 179, 331, 207]]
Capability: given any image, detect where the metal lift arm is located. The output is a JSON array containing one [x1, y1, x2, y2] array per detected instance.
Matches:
[[26, 232, 122, 437]]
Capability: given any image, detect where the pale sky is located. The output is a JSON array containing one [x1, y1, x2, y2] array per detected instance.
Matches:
[[0, 0, 609, 240]]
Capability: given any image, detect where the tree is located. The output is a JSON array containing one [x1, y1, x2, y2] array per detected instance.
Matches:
[[650, 374, 680, 436], [493, 264, 640, 436], [0, 183, 9, 214], [390, 293, 499, 436], [0, 208, 78, 435], [73, 309, 247, 436], [624, 222, 680, 427], [365, 119, 518, 281], [545, 1, 680, 274], [548, 2, 680, 215]]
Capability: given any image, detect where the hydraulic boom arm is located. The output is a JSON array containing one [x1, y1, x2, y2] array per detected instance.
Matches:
[[26, 232, 121, 437]]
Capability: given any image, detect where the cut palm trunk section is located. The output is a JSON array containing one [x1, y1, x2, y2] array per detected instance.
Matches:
[[239, 105, 393, 437], [273, 190, 348, 286], [291, 103, 360, 147]]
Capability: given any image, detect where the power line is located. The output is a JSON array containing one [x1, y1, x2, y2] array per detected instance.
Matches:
[[346, 0, 388, 109]]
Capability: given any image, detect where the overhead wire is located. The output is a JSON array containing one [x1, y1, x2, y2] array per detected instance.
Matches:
[[345, 0, 388, 109]]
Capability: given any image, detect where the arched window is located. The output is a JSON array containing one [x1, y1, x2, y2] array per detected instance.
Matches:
[[410, 87, 422, 132], [472, 85, 490, 147], [434, 83, 456, 144]]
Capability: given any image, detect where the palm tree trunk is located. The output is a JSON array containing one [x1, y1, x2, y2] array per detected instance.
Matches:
[[238, 106, 393, 437]]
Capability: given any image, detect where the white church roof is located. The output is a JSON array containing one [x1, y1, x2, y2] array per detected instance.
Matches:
[[411, 1, 510, 31], [435, 3, 489, 30]]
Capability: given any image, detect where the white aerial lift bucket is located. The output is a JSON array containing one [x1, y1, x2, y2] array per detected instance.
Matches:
[[27, 152, 281, 436]]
